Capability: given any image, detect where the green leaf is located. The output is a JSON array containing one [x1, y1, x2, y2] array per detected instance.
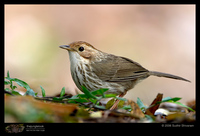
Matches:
[[161, 97, 181, 103], [172, 101, 195, 112], [118, 100, 125, 108], [137, 97, 147, 112], [91, 88, 109, 96], [106, 98, 115, 109], [67, 100, 77, 104], [81, 86, 97, 99], [4, 80, 10, 85], [94, 105, 106, 110], [5, 77, 31, 90], [6, 77, 31, 90], [11, 90, 22, 96], [145, 114, 155, 122], [171, 97, 182, 102], [89, 98, 97, 104], [5, 77, 13, 81], [13, 78, 31, 90], [104, 94, 117, 98], [68, 98, 89, 103], [52, 97, 64, 101], [77, 94, 88, 99], [24, 89, 36, 97], [60, 87, 65, 97], [115, 97, 127, 101], [10, 85, 17, 90], [120, 105, 132, 110], [159, 97, 194, 112], [161, 96, 172, 102], [40, 86, 46, 97], [7, 71, 10, 78], [70, 94, 80, 99], [5, 88, 11, 92]]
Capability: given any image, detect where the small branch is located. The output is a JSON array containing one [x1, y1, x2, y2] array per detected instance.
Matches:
[[4, 90, 15, 96]]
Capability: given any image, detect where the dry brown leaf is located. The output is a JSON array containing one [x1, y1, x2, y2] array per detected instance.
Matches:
[[186, 100, 196, 111], [5, 95, 78, 116], [145, 93, 163, 115], [125, 100, 145, 118]]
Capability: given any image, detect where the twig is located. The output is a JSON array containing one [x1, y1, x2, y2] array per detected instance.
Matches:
[[4, 90, 15, 96]]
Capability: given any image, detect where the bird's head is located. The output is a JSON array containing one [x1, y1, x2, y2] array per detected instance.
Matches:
[[59, 41, 101, 60]]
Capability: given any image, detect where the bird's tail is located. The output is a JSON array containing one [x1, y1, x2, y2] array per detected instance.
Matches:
[[149, 71, 190, 82]]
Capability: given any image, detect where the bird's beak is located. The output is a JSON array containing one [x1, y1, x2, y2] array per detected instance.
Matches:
[[59, 45, 72, 51]]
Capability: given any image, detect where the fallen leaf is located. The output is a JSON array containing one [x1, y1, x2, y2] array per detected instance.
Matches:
[[90, 111, 102, 118], [145, 93, 163, 115], [125, 100, 145, 118], [5, 95, 78, 122]]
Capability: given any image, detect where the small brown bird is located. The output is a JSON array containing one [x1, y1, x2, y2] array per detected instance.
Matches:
[[59, 41, 190, 109]]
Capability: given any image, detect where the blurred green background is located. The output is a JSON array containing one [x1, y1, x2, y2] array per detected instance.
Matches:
[[5, 5, 195, 105]]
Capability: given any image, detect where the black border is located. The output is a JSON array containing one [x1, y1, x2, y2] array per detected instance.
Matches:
[[3, 3, 197, 135]]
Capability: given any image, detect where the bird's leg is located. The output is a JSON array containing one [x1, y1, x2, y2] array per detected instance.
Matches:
[[109, 92, 127, 110]]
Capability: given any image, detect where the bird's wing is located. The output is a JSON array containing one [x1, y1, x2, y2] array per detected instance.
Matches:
[[91, 54, 149, 82]]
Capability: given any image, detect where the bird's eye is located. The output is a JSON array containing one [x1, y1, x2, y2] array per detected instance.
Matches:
[[78, 46, 84, 52]]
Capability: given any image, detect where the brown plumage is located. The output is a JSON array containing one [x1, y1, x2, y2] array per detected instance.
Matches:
[[59, 41, 190, 109]]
